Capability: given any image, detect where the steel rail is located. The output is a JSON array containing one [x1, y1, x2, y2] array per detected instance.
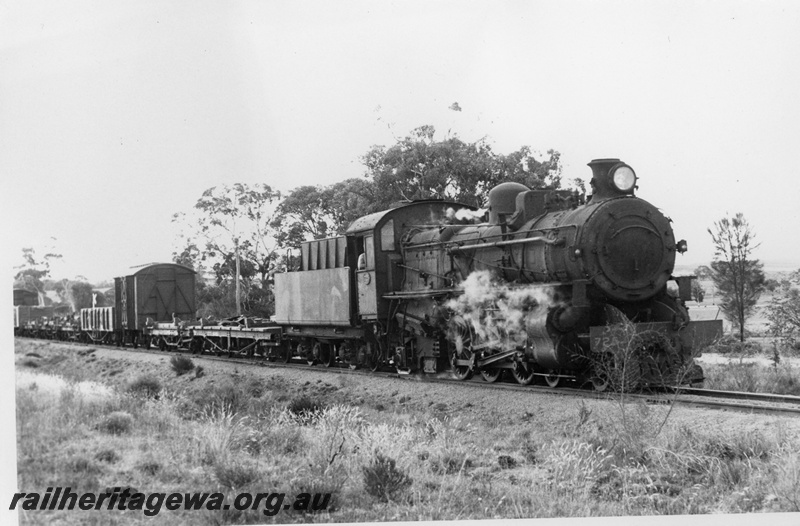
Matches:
[[671, 386, 800, 405]]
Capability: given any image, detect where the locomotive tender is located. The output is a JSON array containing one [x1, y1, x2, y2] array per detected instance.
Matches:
[[16, 158, 722, 389]]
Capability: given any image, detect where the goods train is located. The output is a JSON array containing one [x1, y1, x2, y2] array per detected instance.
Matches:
[[13, 158, 722, 390]]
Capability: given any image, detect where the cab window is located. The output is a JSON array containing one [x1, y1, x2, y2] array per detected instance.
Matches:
[[363, 235, 374, 269], [380, 220, 395, 251]]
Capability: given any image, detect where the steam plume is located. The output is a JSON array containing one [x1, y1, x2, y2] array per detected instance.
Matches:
[[446, 271, 560, 349]]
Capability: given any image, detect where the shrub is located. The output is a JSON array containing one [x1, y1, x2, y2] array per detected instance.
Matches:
[[545, 441, 613, 496], [707, 336, 762, 355], [769, 450, 800, 511], [767, 364, 800, 396], [362, 453, 412, 502], [245, 377, 265, 398], [127, 374, 162, 398], [257, 426, 305, 456], [170, 355, 195, 376], [287, 395, 324, 420], [71, 455, 101, 474], [137, 460, 161, 476], [95, 449, 120, 463], [431, 452, 473, 475], [497, 455, 517, 469], [214, 459, 260, 490], [179, 378, 253, 419], [98, 411, 134, 435]]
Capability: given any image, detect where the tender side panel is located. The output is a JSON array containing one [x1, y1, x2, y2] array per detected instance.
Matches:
[[274, 267, 352, 326]]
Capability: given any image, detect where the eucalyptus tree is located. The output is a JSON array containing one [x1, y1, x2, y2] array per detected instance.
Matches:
[[708, 213, 765, 342]]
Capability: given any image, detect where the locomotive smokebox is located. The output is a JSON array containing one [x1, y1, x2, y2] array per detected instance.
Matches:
[[588, 158, 637, 201], [488, 182, 529, 224]]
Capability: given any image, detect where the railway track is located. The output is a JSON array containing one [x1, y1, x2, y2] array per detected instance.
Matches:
[[18, 337, 800, 417]]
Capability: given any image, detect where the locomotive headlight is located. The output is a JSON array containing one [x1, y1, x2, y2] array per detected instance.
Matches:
[[611, 164, 637, 192]]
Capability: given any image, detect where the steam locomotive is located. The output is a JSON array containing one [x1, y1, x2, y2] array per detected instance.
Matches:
[[14, 158, 722, 390]]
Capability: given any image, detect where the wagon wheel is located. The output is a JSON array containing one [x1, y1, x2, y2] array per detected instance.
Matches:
[[321, 343, 335, 368], [159, 338, 167, 352], [308, 341, 322, 366], [282, 341, 293, 363], [480, 368, 502, 383], [366, 342, 381, 372], [448, 317, 474, 381], [544, 370, 561, 388], [511, 361, 535, 385]]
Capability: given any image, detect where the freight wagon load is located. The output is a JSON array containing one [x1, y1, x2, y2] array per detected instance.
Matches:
[[14, 306, 55, 337]]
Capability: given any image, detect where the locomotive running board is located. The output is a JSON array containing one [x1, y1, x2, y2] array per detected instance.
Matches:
[[453, 349, 517, 368], [477, 350, 517, 367], [383, 289, 460, 299]]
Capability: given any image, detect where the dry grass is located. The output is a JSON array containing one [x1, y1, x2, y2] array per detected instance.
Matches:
[[13, 341, 800, 524], [703, 361, 800, 395]]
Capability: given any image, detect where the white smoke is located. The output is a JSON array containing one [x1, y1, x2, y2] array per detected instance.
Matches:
[[446, 270, 560, 349], [455, 208, 487, 221], [445, 207, 487, 223]]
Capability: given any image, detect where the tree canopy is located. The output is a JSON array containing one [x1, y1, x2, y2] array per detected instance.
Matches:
[[273, 178, 379, 248], [274, 126, 563, 247], [172, 183, 282, 317], [363, 125, 562, 209], [768, 286, 800, 349], [13, 246, 63, 304]]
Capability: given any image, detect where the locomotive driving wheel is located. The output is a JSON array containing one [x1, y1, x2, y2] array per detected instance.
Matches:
[[589, 369, 610, 392], [511, 361, 535, 385], [448, 317, 475, 381]]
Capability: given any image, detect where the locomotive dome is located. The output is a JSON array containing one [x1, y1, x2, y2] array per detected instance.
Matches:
[[488, 182, 529, 224]]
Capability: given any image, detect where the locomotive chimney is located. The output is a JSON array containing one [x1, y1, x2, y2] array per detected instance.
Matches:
[[587, 158, 637, 202]]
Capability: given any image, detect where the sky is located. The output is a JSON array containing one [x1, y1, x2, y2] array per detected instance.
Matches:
[[2, 0, 800, 284]]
